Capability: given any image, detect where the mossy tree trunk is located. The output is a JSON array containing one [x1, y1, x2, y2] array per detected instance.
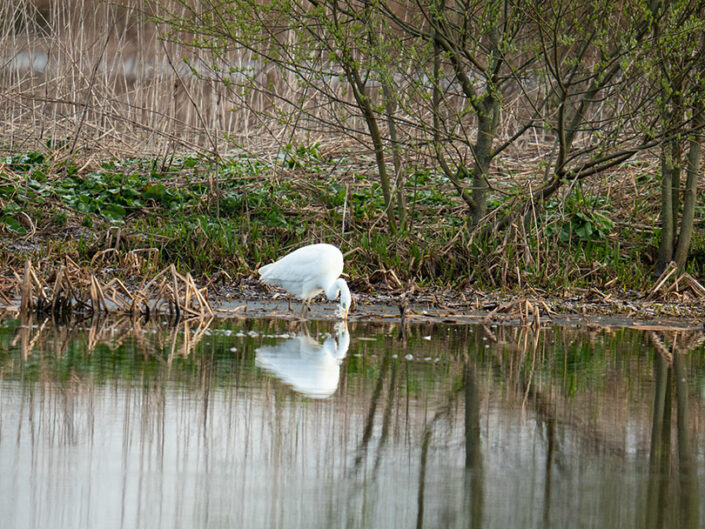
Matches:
[[672, 98, 704, 269], [656, 134, 677, 273], [470, 97, 499, 225], [656, 38, 705, 274]]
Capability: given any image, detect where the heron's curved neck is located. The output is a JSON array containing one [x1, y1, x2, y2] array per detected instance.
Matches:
[[325, 278, 349, 304], [335, 328, 350, 359]]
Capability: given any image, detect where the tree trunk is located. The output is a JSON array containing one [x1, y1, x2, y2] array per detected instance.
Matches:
[[339, 54, 397, 235], [362, 98, 397, 235], [656, 138, 675, 274], [471, 98, 498, 226], [366, 13, 406, 232], [381, 76, 406, 231], [674, 100, 704, 268], [311, 0, 397, 235], [670, 135, 681, 249]]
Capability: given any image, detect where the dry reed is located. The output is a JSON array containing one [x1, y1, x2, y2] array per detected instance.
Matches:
[[13, 257, 214, 317], [1, 0, 394, 160], [1, 0, 268, 158]]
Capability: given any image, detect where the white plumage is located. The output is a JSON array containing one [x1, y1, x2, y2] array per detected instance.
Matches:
[[258, 243, 352, 318], [255, 326, 350, 398]]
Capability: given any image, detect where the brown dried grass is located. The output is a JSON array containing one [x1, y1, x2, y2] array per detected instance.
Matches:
[[12, 257, 213, 317], [1, 0, 268, 158]]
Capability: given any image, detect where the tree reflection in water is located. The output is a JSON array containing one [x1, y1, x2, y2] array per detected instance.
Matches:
[[647, 331, 701, 529], [0, 316, 704, 529]]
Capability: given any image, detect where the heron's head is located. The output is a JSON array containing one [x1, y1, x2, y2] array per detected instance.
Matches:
[[338, 279, 352, 319]]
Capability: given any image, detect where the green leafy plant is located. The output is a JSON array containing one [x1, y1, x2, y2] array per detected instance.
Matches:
[[281, 141, 323, 172], [547, 189, 615, 244], [1, 203, 26, 234]]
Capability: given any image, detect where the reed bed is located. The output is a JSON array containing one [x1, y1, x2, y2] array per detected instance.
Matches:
[[2, 0, 257, 157], [0, 0, 385, 159], [0, 1, 555, 175], [13, 257, 213, 317]]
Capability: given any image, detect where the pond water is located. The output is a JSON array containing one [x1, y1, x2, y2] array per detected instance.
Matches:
[[0, 315, 703, 529]]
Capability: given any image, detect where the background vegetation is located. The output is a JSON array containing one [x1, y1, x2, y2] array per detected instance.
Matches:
[[1, 0, 705, 297]]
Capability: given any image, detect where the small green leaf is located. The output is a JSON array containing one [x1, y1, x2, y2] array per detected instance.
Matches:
[[1, 215, 26, 234], [101, 203, 127, 221]]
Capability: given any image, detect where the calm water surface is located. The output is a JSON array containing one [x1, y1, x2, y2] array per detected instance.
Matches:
[[0, 315, 704, 529]]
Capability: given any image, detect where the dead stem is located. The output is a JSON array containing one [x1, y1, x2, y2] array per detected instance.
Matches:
[[14, 260, 213, 318]]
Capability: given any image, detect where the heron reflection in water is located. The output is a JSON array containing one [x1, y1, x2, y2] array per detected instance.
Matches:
[[256, 324, 350, 398]]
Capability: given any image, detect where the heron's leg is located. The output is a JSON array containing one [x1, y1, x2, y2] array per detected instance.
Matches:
[[300, 300, 310, 318], [288, 296, 293, 312]]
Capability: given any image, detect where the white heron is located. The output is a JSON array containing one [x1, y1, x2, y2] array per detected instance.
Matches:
[[258, 243, 352, 319], [255, 325, 350, 398]]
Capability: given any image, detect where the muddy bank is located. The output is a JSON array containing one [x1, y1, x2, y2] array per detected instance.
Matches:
[[213, 297, 702, 331], [3, 269, 703, 330], [210, 278, 705, 330]]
